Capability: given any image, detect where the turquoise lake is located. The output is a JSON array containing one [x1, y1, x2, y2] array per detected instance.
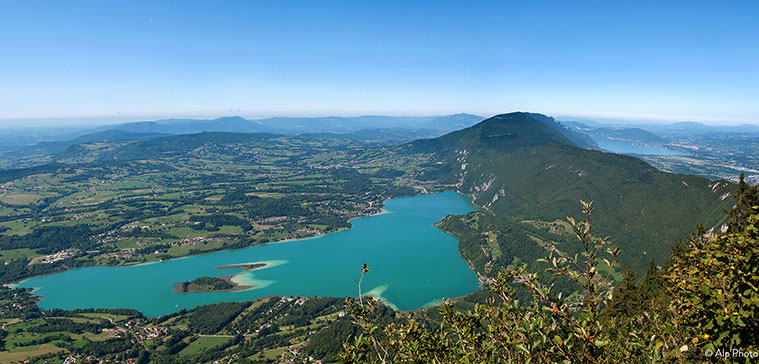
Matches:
[[18, 192, 480, 317], [593, 138, 687, 156]]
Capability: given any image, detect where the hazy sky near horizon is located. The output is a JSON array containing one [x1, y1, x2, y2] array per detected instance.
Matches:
[[1, 1, 758, 125]]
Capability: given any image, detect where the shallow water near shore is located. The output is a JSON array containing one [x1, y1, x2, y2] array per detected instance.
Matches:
[[18, 192, 480, 316]]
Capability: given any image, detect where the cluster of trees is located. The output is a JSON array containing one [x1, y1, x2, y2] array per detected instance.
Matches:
[[0, 225, 94, 253], [189, 213, 253, 231], [63, 307, 144, 317], [0, 257, 67, 284], [12, 332, 72, 348], [304, 319, 363, 361], [28, 317, 113, 334], [220, 189, 260, 204], [341, 178, 759, 363], [162, 329, 192, 355], [180, 276, 235, 292], [77, 337, 141, 358], [188, 302, 249, 334], [246, 197, 310, 220]]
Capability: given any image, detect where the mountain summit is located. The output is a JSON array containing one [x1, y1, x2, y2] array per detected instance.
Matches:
[[437, 112, 597, 150], [406, 112, 597, 154]]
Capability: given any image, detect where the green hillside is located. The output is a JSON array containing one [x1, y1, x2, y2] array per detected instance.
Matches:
[[402, 112, 734, 272]]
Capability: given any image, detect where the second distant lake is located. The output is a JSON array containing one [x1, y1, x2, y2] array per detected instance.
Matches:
[[593, 138, 688, 156], [18, 192, 480, 316]]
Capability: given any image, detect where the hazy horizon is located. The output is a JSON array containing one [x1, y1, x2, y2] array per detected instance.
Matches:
[[1, 111, 757, 130]]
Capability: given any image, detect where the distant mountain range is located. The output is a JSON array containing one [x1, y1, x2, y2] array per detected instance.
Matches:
[[563, 118, 759, 140], [95, 113, 485, 135], [563, 121, 667, 145], [0, 130, 169, 160], [0, 114, 485, 167]]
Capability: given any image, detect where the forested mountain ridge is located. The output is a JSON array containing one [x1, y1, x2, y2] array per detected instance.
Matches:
[[402, 112, 594, 154], [400, 112, 734, 272], [568, 122, 667, 145], [97, 114, 485, 135]]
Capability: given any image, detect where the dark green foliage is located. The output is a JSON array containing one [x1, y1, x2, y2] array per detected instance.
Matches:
[[246, 197, 310, 219], [78, 337, 136, 357], [726, 172, 759, 233], [11, 333, 72, 347], [187, 302, 249, 334], [0, 225, 94, 253], [304, 319, 362, 361], [28, 318, 112, 334], [180, 276, 235, 292], [189, 214, 253, 231], [219, 189, 259, 204], [607, 266, 640, 318], [431, 112, 585, 151], [0, 257, 68, 284], [639, 259, 663, 304], [57, 307, 144, 318]]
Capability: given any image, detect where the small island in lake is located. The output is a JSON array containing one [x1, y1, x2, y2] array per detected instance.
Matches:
[[215, 262, 267, 271], [174, 276, 253, 293], [173, 262, 267, 293]]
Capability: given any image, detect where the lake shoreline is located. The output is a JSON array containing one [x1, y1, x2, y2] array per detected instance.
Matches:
[[6, 202, 391, 286], [17, 192, 483, 316]]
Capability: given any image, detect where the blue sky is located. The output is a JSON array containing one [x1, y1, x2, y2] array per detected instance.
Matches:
[[1, 0, 757, 125]]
